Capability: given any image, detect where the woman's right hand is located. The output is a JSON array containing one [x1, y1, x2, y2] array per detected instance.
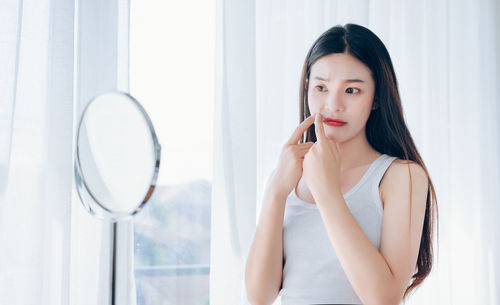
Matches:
[[266, 114, 316, 199]]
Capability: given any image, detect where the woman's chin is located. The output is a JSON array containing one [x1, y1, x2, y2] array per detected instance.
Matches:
[[325, 134, 340, 143]]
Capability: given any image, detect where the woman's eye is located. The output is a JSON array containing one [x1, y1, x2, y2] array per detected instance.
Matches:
[[315, 85, 326, 92], [315, 86, 360, 94]]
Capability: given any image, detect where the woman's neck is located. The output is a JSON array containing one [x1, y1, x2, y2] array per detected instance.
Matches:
[[332, 129, 381, 171]]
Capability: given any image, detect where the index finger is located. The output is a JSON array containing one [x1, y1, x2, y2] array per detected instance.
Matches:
[[286, 115, 315, 145], [314, 113, 326, 142]]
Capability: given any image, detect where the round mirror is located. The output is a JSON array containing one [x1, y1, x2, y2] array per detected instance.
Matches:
[[74, 91, 161, 221]]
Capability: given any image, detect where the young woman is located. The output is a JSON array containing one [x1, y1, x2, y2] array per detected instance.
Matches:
[[245, 23, 438, 305]]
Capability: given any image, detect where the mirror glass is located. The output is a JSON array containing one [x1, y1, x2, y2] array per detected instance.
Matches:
[[75, 91, 161, 221]]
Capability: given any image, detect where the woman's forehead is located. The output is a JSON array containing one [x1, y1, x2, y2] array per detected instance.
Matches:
[[310, 53, 372, 81]]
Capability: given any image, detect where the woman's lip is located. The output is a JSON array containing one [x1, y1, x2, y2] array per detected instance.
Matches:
[[324, 120, 346, 126]]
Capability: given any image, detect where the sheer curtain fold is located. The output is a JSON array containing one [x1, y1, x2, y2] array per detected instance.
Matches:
[[215, 0, 500, 304], [211, 0, 256, 304], [0, 0, 135, 304], [0, 0, 22, 201], [0, 0, 74, 304], [71, 0, 136, 304]]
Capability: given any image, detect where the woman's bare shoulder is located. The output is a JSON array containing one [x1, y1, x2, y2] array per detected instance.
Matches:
[[380, 158, 428, 205]]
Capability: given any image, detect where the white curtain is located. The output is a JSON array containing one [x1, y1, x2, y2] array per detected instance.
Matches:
[[211, 0, 256, 304], [0, 0, 74, 303], [0, 0, 136, 304], [213, 0, 500, 304], [71, 0, 136, 304]]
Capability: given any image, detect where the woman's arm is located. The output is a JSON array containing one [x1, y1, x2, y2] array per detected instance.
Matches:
[[245, 189, 287, 305], [246, 116, 315, 305], [315, 162, 428, 305]]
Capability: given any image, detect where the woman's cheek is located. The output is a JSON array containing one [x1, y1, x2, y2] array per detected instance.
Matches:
[[307, 94, 321, 113], [359, 98, 374, 118]]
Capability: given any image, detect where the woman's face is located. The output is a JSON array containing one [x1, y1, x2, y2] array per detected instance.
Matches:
[[307, 52, 375, 143]]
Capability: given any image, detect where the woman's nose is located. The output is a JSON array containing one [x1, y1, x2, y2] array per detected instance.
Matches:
[[325, 92, 345, 112]]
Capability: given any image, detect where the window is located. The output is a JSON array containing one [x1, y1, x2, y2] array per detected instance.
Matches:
[[130, 1, 215, 304]]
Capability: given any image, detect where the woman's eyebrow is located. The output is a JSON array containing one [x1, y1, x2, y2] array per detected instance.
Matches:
[[312, 76, 365, 83]]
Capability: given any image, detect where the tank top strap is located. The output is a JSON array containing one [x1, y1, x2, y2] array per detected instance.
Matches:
[[370, 154, 399, 189], [345, 154, 398, 200]]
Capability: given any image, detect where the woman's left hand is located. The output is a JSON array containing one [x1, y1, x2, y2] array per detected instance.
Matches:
[[303, 113, 342, 202]]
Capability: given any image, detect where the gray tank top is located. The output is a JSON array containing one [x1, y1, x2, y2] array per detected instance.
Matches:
[[278, 153, 398, 305]]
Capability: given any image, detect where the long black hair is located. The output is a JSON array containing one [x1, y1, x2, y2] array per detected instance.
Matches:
[[299, 23, 438, 301]]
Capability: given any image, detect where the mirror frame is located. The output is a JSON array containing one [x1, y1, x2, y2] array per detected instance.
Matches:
[[74, 90, 161, 221]]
